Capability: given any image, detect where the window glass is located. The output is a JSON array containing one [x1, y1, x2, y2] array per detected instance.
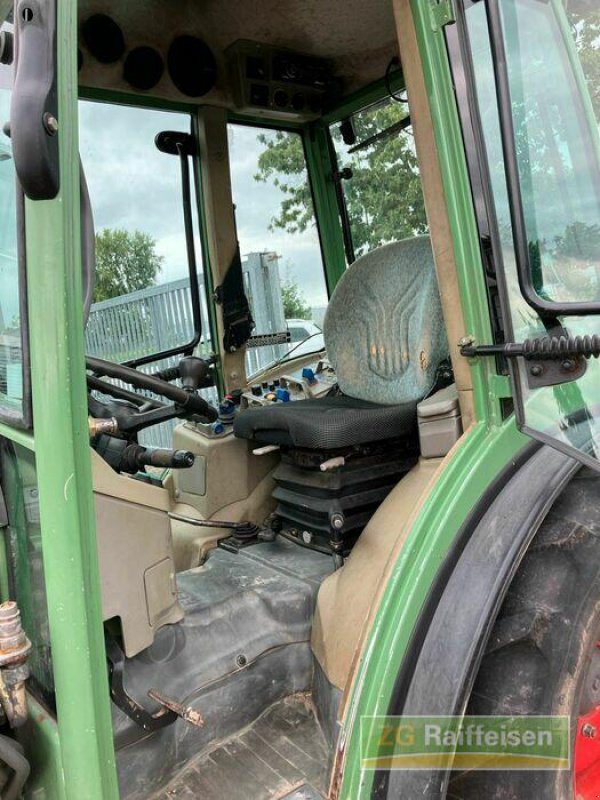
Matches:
[[0, 14, 28, 425], [1, 441, 53, 705], [80, 102, 216, 447], [80, 102, 211, 364], [465, 0, 600, 468], [469, 0, 600, 310], [227, 123, 328, 376], [329, 95, 428, 258], [288, 325, 310, 343]]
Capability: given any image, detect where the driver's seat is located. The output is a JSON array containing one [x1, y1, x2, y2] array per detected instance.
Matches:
[[234, 235, 448, 449], [234, 235, 447, 551]]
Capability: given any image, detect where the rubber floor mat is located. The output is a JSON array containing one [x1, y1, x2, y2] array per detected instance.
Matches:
[[159, 695, 330, 799]]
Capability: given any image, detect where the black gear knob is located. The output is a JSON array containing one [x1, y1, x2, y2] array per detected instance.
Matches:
[[178, 356, 211, 392]]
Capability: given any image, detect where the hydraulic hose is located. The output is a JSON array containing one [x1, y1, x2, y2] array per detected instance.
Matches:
[[0, 735, 30, 800]]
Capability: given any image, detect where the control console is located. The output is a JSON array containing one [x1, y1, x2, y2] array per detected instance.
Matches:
[[241, 360, 337, 408], [226, 40, 342, 120]]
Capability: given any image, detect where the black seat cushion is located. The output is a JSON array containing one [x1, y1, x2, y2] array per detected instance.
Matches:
[[233, 395, 418, 449]]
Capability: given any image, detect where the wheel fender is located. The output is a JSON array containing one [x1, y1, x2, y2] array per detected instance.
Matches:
[[379, 444, 580, 799]]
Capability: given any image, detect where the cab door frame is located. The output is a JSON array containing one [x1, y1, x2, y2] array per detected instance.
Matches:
[[3, 1, 118, 796]]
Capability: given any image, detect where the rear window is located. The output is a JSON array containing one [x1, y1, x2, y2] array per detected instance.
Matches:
[[329, 94, 428, 260]]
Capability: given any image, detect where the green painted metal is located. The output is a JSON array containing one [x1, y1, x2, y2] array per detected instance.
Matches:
[[339, 420, 528, 799], [337, 1, 524, 795], [303, 123, 347, 293], [0, 423, 34, 452], [489, 373, 512, 400], [429, 0, 456, 31], [18, 695, 66, 800], [0, 531, 9, 602], [321, 72, 405, 126], [18, 2, 119, 797]]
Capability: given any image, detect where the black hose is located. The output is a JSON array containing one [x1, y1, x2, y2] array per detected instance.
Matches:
[[0, 734, 30, 800]]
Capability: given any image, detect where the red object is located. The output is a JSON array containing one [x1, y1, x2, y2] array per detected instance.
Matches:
[[575, 645, 600, 798]]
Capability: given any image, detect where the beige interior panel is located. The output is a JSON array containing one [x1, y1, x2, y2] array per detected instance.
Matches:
[[170, 468, 277, 571], [197, 106, 248, 393], [392, 0, 474, 429], [170, 424, 279, 569], [311, 457, 443, 691], [172, 425, 277, 517], [95, 492, 183, 657], [91, 449, 170, 511]]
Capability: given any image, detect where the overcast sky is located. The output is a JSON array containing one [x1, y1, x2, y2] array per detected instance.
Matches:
[[0, 91, 329, 334], [79, 102, 329, 311]]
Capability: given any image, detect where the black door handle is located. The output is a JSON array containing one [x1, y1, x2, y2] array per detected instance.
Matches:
[[10, 0, 59, 200]]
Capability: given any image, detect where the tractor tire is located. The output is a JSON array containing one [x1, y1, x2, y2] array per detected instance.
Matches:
[[448, 466, 600, 800]]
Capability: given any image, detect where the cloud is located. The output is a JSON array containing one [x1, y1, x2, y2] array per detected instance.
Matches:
[[80, 103, 329, 315]]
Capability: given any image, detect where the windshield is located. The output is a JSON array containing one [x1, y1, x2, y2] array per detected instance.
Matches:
[[80, 101, 212, 365], [79, 101, 217, 447]]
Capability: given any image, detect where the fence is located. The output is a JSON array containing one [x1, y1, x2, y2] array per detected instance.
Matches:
[[86, 276, 216, 448], [85, 272, 284, 448]]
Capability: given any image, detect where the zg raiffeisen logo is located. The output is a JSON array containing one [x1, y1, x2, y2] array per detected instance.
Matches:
[[360, 715, 570, 770]]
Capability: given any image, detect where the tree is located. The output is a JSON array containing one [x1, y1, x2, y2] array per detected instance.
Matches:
[[94, 228, 163, 302], [254, 102, 428, 257], [571, 6, 600, 119], [281, 277, 311, 319], [255, 8, 600, 260]]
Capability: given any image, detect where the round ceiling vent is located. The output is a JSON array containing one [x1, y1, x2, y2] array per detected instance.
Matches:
[[167, 36, 217, 97], [124, 46, 164, 91], [81, 14, 126, 64]]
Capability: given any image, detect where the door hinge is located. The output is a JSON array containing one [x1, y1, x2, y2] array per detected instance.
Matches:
[[430, 0, 456, 31]]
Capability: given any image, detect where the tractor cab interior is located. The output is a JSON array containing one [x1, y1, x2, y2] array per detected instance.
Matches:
[[0, 2, 473, 797]]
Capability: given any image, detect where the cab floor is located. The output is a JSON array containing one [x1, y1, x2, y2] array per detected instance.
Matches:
[[158, 695, 329, 800]]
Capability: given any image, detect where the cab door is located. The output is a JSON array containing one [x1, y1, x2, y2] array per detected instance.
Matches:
[[451, 0, 600, 469], [0, 2, 118, 797]]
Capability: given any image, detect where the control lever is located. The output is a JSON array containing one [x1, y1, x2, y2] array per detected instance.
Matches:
[[179, 356, 212, 392], [152, 356, 214, 392], [119, 444, 195, 474]]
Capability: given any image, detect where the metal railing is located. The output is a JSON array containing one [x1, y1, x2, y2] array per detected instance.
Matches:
[[86, 276, 212, 363]]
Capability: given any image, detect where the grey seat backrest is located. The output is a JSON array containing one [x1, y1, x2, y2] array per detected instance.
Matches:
[[323, 235, 447, 405]]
